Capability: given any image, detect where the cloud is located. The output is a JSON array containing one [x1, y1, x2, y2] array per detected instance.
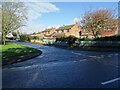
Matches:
[[74, 17, 82, 23], [6, 0, 119, 2], [20, 24, 45, 34], [74, 17, 83, 26], [47, 25, 61, 29], [20, 2, 59, 34], [26, 2, 59, 21]]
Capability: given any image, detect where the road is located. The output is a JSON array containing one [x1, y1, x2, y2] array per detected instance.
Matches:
[[2, 42, 120, 88]]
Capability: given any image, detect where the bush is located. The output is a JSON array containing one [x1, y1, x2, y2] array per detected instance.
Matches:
[[78, 38, 93, 41], [77, 35, 120, 41], [32, 36, 39, 40], [66, 35, 78, 47], [56, 35, 78, 47], [20, 35, 31, 42], [93, 35, 120, 41]]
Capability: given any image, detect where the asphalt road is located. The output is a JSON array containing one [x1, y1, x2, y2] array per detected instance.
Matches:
[[2, 42, 120, 88]]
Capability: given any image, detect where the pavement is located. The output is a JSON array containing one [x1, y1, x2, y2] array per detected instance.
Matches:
[[2, 41, 120, 88]]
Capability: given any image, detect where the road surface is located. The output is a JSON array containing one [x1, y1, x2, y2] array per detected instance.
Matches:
[[2, 42, 120, 88]]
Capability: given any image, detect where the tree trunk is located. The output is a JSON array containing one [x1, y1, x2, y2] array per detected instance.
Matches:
[[92, 30, 97, 38], [2, 32, 6, 45]]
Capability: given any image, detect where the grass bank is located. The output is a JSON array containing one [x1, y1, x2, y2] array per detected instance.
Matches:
[[0, 41, 42, 66]]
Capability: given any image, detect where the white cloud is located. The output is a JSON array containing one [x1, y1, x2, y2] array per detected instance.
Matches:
[[21, 2, 59, 34], [74, 17, 82, 23], [26, 2, 59, 21], [47, 25, 60, 29], [5, 0, 119, 2], [20, 24, 45, 34]]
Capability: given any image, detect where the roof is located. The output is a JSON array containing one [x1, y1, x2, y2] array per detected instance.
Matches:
[[56, 24, 75, 31], [44, 29, 52, 32], [100, 29, 118, 37], [53, 33, 65, 38], [37, 31, 44, 34], [44, 32, 56, 37], [43, 28, 56, 32]]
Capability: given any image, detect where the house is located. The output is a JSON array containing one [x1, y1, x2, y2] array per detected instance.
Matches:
[[80, 29, 118, 38], [43, 27, 56, 40], [36, 31, 44, 38], [99, 28, 118, 37], [54, 22, 81, 38], [36, 27, 56, 40], [31, 21, 118, 41], [79, 24, 118, 38]]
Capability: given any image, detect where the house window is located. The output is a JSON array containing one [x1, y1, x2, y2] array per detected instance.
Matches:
[[66, 29, 69, 32], [59, 30, 63, 33], [79, 31, 82, 36]]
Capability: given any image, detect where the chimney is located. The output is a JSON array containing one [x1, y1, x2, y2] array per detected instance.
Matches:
[[75, 22, 78, 25]]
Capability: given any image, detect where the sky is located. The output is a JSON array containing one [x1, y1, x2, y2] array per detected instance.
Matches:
[[20, 2, 119, 34]]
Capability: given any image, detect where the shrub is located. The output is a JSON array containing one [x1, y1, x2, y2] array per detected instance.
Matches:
[[32, 36, 40, 40], [93, 35, 120, 41], [56, 37, 67, 42], [66, 35, 78, 47], [78, 38, 93, 41], [77, 35, 120, 41], [20, 35, 31, 42], [56, 35, 78, 47]]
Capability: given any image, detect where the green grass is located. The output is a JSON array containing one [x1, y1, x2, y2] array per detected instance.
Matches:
[[0, 42, 41, 65]]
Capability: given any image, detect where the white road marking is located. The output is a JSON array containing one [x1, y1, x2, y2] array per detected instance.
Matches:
[[101, 77, 120, 85], [73, 59, 88, 62], [79, 59, 88, 62], [72, 52, 103, 59], [72, 52, 85, 56]]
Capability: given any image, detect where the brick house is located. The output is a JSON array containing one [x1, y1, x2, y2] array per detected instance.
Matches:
[[54, 23, 81, 38], [36, 31, 45, 38], [80, 28, 118, 38], [37, 27, 56, 40], [33, 21, 118, 40]]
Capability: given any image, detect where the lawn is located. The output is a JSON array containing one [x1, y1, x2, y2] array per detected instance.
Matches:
[[0, 42, 41, 66]]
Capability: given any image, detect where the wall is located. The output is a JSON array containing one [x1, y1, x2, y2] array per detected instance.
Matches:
[[64, 23, 81, 38]]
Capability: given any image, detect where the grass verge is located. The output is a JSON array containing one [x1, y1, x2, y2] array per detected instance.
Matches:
[[0, 41, 42, 66]]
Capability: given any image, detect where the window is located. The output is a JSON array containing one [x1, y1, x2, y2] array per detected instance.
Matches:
[[66, 29, 69, 32], [79, 31, 82, 36], [48, 31, 50, 34]]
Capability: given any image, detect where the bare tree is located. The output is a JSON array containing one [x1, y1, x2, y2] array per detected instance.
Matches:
[[81, 9, 117, 38], [0, 2, 27, 45]]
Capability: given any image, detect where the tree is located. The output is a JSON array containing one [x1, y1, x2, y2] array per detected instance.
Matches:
[[118, 17, 120, 35], [33, 36, 39, 43], [0, 2, 27, 45], [33, 32, 36, 34], [81, 9, 117, 38]]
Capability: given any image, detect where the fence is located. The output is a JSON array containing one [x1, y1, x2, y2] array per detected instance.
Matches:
[[54, 41, 69, 47], [43, 39, 56, 44], [54, 41, 120, 47], [75, 41, 120, 47]]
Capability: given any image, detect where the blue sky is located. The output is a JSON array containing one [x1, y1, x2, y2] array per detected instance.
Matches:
[[21, 2, 118, 34]]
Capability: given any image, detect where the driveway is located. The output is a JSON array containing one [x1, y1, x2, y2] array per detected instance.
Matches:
[[2, 42, 120, 88]]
